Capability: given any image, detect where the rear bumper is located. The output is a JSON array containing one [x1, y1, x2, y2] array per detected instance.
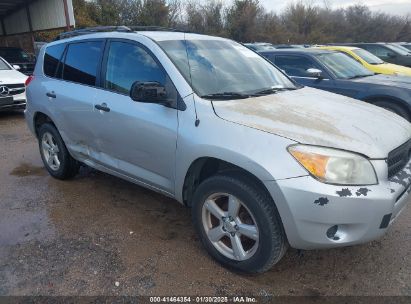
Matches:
[[265, 160, 411, 250]]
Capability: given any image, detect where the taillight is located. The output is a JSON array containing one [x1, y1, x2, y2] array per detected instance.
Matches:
[[25, 75, 34, 86]]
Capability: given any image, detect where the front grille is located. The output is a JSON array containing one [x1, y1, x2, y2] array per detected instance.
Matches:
[[4, 83, 25, 88], [387, 139, 411, 178], [9, 88, 25, 95], [0, 84, 25, 96]]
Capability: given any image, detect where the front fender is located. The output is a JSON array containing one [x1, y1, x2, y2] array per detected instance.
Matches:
[[174, 97, 308, 203]]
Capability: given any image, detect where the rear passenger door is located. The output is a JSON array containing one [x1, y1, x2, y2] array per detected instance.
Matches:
[[92, 39, 179, 195], [272, 55, 336, 92], [46, 40, 105, 157]]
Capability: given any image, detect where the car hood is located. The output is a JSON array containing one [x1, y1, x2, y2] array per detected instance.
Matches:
[[0, 69, 27, 84], [212, 87, 411, 158], [351, 74, 411, 89], [376, 63, 411, 76]]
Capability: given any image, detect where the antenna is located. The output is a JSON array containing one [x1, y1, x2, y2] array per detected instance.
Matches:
[[183, 33, 200, 127]]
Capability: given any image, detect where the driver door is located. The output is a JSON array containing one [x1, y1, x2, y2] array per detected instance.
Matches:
[[92, 39, 178, 195]]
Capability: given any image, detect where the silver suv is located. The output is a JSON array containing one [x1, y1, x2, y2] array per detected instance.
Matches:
[[25, 28, 411, 273]]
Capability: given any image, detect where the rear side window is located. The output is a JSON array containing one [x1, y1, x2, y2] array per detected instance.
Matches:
[[63, 41, 103, 86], [274, 55, 319, 77], [44, 44, 66, 77]]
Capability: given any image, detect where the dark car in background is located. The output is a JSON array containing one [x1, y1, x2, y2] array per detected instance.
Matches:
[[260, 48, 411, 121], [341, 43, 411, 67], [0, 47, 36, 75]]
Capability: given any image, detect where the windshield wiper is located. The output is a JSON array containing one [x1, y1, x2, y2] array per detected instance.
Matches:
[[200, 92, 250, 100], [347, 74, 373, 79], [251, 87, 297, 96]]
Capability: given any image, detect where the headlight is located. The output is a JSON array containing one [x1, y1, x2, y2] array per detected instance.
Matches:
[[288, 145, 377, 185]]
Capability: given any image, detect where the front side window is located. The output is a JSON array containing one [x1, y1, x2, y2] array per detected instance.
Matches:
[[352, 49, 383, 65], [63, 41, 103, 86], [158, 39, 296, 98], [274, 55, 319, 77], [44, 43, 66, 77], [316, 52, 374, 79], [104, 41, 167, 95]]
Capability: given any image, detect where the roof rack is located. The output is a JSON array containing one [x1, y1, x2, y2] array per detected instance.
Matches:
[[128, 25, 184, 32], [56, 25, 185, 40], [57, 26, 132, 40]]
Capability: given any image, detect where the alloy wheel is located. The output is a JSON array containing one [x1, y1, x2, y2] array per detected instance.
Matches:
[[201, 192, 259, 261], [41, 132, 61, 171]]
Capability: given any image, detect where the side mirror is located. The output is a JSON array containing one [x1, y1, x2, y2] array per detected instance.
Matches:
[[130, 81, 168, 104], [306, 68, 323, 78], [13, 65, 21, 70]]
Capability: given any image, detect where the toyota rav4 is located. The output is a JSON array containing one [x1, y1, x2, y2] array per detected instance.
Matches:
[[25, 27, 411, 273]]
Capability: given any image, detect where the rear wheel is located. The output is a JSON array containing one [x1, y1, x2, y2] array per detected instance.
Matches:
[[38, 123, 79, 179], [372, 101, 410, 121], [192, 173, 287, 273]]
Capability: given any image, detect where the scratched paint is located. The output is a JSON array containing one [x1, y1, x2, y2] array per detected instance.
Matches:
[[314, 197, 329, 206], [356, 188, 371, 196], [336, 188, 352, 197]]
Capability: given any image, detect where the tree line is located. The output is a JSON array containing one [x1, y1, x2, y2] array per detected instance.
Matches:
[[71, 0, 411, 43]]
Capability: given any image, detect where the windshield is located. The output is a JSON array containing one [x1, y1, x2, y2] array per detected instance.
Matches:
[[0, 48, 31, 62], [158, 39, 296, 98], [391, 44, 411, 54], [316, 52, 374, 79], [0, 58, 10, 70], [353, 48, 384, 65], [385, 44, 410, 56]]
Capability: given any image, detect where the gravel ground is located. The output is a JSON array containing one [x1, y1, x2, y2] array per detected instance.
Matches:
[[0, 110, 410, 297]]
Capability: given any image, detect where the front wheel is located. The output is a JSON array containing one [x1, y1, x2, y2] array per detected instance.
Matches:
[[192, 174, 288, 273]]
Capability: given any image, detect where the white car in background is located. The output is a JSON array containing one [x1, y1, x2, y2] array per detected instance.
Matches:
[[0, 56, 27, 111]]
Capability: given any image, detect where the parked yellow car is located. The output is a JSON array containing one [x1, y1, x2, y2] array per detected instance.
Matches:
[[318, 46, 411, 76]]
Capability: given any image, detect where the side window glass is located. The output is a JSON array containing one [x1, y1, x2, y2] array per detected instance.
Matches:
[[63, 41, 103, 86], [44, 44, 66, 78], [104, 41, 173, 99], [367, 45, 393, 58], [274, 55, 319, 77]]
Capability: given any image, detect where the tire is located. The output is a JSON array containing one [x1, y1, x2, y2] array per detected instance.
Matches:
[[192, 173, 288, 273], [373, 101, 410, 122], [37, 123, 79, 180]]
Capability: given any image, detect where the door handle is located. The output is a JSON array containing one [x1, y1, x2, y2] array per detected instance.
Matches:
[[95, 103, 110, 112], [46, 92, 56, 98]]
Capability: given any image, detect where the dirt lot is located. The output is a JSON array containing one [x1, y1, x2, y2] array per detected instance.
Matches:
[[0, 110, 410, 297]]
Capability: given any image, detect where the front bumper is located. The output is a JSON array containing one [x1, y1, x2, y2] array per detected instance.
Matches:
[[265, 160, 411, 250], [0, 92, 26, 111]]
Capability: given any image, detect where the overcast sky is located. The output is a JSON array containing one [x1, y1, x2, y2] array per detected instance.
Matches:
[[218, 0, 411, 16]]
